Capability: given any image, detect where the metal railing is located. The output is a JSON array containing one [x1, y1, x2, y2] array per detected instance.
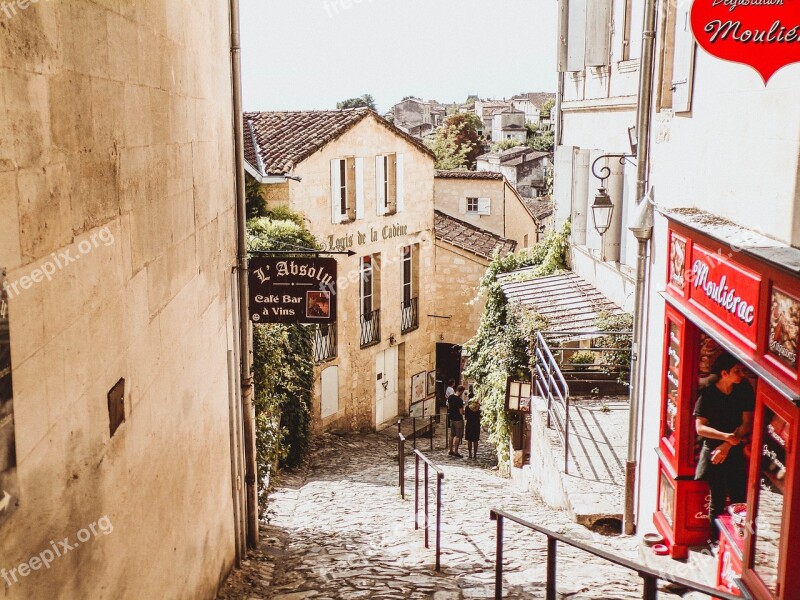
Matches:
[[415, 450, 444, 571], [313, 322, 337, 363], [397, 431, 406, 499], [397, 416, 436, 453], [533, 331, 571, 473], [360, 308, 380, 348], [400, 297, 419, 333], [489, 508, 752, 600]]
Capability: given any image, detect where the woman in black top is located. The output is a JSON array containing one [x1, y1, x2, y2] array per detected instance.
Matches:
[[464, 395, 481, 459]]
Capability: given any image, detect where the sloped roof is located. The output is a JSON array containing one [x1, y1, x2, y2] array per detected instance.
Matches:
[[498, 271, 626, 337], [244, 108, 434, 176], [477, 147, 549, 164], [435, 170, 503, 180], [434, 210, 516, 259], [521, 197, 554, 221], [511, 92, 556, 109]]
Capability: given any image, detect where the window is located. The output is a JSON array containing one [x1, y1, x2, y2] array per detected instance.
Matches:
[[402, 246, 412, 303], [623, 0, 645, 61], [466, 197, 491, 216], [658, 0, 696, 113], [401, 245, 419, 334], [375, 154, 404, 215], [361, 255, 373, 316], [330, 157, 363, 223], [360, 254, 381, 347], [523, 234, 529, 248], [558, 0, 612, 72]]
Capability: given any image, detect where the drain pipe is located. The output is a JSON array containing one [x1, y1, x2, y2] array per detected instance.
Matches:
[[230, 0, 259, 549], [623, 0, 657, 537]]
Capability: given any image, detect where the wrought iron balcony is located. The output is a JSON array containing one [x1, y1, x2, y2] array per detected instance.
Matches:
[[400, 297, 419, 334], [360, 308, 381, 348], [314, 322, 337, 364]]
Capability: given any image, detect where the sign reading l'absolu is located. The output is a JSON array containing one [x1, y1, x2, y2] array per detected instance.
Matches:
[[248, 257, 337, 324], [691, 0, 800, 83]]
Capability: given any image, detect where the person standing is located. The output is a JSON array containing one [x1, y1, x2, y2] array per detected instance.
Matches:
[[448, 385, 466, 458], [464, 394, 481, 459], [693, 353, 755, 541], [444, 378, 456, 409]]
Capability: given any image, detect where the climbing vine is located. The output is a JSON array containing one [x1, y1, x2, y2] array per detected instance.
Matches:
[[248, 211, 320, 511], [464, 221, 571, 469], [596, 311, 634, 382]]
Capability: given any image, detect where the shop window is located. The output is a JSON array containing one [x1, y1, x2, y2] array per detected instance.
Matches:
[[752, 406, 787, 595]]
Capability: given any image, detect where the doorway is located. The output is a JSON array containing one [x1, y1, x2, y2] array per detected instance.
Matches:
[[375, 347, 398, 427], [436, 342, 463, 408]]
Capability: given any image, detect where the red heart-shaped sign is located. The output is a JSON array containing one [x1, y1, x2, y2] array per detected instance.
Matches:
[[691, 0, 800, 84]]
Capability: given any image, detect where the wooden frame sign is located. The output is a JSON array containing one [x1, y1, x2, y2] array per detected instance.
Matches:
[[505, 377, 532, 413], [248, 257, 337, 324]]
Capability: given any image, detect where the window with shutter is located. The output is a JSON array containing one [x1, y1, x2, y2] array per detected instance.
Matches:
[[585, 0, 612, 67], [466, 197, 479, 213], [624, 0, 645, 61], [566, 0, 588, 72], [670, 2, 696, 113], [477, 198, 491, 215]]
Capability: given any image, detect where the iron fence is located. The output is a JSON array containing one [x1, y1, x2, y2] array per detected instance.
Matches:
[[360, 308, 380, 348], [313, 322, 337, 363], [400, 297, 419, 333]]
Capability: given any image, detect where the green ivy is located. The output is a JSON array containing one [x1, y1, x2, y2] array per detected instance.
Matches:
[[247, 210, 319, 512], [464, 222, 570, 470], [595, 311, 633, 382]]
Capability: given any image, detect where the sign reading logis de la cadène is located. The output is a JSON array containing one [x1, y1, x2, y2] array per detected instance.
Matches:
[[328, 223, 409, 251], [248, 257, 337, 324]]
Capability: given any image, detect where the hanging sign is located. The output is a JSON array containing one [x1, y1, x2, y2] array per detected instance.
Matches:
[[248, 257, 337, 324], [690, 0, 800, 84], [687, 244, 761, 344]]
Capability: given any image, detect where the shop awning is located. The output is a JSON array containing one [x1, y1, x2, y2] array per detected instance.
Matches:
[[498, 271, 627, 339]]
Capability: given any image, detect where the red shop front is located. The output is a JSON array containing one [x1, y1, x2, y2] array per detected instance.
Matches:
[[654, 219, 800, 599]]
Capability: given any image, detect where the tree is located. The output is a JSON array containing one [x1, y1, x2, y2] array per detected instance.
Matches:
[[540, 98, 555, 120], [426, 112, 484, 170], [248, 210, 319, 511], [337, 94, 377, 111], [492, 138, 523, 152], [526, 123, 555, 153]]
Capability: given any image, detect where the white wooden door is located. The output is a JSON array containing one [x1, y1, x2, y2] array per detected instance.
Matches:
[[375, 347, 399, 427]]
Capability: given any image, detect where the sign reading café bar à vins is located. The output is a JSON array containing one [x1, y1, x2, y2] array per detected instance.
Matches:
[[248, 257, 337, 324]]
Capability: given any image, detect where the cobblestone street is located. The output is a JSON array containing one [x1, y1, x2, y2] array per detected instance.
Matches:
[[218, 429, 695, 599]]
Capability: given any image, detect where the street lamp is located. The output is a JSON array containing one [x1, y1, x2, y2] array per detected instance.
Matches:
[[591, 188, 614, 236]]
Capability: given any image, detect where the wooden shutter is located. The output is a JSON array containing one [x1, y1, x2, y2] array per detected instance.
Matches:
[[585, 0, 611, 67], [355, 157, 364, 219], [478, 198, 491, 215], [627, 0, 645, 60], [571, 149, 590, 245], [375, 155, 386, 215], [557, 0, 569, 72], [552, 145, 575, 230], [330, 159, 341, 224], [671, 2, 696, 113], [566, 0, 587, 72], [395, 154, 404, 213]]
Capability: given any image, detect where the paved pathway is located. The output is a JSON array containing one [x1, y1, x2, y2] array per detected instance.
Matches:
[[217, 430, 690, 599]]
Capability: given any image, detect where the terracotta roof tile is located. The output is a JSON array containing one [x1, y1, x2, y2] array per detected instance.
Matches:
[[434, 210, 516, 259], [434, 170, 503, 180], [244, 109, 434, 176]]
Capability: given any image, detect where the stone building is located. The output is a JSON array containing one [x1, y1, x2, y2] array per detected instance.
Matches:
[[511, 92, 556, 126], [431, 170, 539, 383], [0, 2, 241, 598], [476, 146, 552, 199], [244, 109, 437, 431], [491, 109, 527, 144], [433, 170, 541, 251], [389, 98, 445, 140]]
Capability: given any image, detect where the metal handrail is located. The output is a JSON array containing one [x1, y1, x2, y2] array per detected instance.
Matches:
[[489, 508, 752, 600], [414, 449, 444, 571], [534, 331, 571, 473], [360, 308, 381, 347]]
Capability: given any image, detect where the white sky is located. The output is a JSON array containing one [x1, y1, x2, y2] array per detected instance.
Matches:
[[240, 0, 558, 113]]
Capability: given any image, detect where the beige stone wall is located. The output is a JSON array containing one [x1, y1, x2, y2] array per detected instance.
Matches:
[[0, 2, 237, 598], [432, 242, 489, 347], [433, 177, 506, 237], [503, 182, 539, 249], [277, 116, 437, 431]]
